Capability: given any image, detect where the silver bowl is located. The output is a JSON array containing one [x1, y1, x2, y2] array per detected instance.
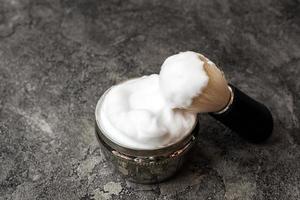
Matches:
[[95, 88, 199, 184]]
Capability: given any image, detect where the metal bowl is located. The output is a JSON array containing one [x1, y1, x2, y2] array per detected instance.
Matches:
[[95, 88, 199, 184]]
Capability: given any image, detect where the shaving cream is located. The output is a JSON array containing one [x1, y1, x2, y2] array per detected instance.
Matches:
[[97, 51, 208, 149]]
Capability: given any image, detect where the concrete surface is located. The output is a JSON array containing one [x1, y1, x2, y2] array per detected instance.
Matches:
[[0, 0, 300, 199]]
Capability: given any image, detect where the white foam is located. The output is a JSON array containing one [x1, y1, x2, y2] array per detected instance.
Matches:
[[159, 51, 209, 108], [97, 51, 208, 149]]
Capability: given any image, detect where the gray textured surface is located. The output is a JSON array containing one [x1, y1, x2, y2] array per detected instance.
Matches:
[[0, 0, 300, 199]]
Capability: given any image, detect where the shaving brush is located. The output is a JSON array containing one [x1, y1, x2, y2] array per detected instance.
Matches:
[[186, 54, 231, 113], [187, 54, 274, 143]]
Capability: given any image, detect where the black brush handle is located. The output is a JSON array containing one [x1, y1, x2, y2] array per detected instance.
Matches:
[[210, 84, 273, 143]]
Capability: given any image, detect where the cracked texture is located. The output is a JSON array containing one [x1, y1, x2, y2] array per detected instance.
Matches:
[[0, 0, 300, 199]]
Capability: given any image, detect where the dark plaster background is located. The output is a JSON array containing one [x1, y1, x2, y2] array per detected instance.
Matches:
[[0, 0, 300, 199]]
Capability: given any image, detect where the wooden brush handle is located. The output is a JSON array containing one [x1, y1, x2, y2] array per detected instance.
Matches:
[[210, 84, 273, 143]]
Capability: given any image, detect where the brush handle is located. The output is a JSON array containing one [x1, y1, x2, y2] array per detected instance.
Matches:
[[210, 84, 273, 143]]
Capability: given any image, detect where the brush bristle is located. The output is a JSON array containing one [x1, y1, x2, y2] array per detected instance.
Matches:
[[186, 54, 231, 113]]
